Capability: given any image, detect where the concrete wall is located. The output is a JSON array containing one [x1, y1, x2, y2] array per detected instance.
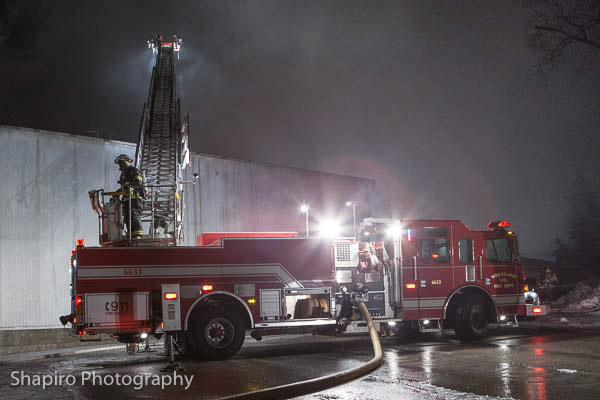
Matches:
[[0, 125, 374, 332]]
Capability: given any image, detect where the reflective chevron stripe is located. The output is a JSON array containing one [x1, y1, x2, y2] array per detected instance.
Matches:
[[77, 264, 304, 288]]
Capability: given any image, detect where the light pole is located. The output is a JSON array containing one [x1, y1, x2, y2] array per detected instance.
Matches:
[[346, 200, 357, 240], [300, 204, 310, 237]]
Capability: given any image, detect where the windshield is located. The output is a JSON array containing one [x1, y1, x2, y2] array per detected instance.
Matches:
[[485, 238, 512, 263]]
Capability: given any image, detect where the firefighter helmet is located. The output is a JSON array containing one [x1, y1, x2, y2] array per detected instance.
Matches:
[[114, 154, 133, 165]]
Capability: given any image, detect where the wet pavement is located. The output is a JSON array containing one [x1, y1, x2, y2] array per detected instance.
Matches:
[[1, 323, 600, 400]]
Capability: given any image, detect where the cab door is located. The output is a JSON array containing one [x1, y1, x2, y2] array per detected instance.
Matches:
[[484, 234, 519, 314], [416, 225, 453, 319], [454, 235, 484, 288], [400, 227, 419, 319]]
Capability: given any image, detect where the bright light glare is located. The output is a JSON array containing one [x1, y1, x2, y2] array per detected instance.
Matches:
[[386, 223, 403, 238], [140, 332, 148, 339], [317, 219, 342, 238], [500, 315, 507, 321], [300, 204, 309, 213], [388, 321, 396, 326], [423, 319, 430, 325]]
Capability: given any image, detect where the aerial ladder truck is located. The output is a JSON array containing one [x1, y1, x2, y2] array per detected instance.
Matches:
[[61, 36, 547, 362], [88, 34, 191, 246]]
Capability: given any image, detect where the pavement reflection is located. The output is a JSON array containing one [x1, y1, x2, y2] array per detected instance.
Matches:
[[1, 326, 599, 400]]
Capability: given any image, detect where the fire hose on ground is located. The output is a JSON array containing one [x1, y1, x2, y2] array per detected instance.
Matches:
[[218, 302, 383, 400]]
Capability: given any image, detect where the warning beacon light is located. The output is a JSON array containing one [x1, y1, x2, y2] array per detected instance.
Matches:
[[487, 220, 511, 231], [317, 218, 342, 239], [386, 222, 403, 238], [148, 34, 182, 53]]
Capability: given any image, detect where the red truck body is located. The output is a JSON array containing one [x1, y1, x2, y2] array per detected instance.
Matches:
[[65, 218, 545, 360]]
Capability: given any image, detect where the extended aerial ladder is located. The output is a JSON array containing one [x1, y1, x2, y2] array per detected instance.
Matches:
[[89, 34, 191, 246]]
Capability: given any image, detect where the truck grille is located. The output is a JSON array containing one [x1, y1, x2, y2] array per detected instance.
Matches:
[[335, 243, 351, 262]]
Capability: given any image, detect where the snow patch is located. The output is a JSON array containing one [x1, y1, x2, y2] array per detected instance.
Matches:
[[554, 283, 600, 311]]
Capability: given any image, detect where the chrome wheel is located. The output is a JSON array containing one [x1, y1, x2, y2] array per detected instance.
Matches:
[[204, 318, 235, 349]]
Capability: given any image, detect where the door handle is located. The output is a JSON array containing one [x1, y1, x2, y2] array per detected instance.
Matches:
[[413, 256, 417, 280]]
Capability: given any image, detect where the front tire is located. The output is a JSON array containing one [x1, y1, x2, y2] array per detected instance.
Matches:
[[453, 293, 489, 341], [189, 307, 246, 360]]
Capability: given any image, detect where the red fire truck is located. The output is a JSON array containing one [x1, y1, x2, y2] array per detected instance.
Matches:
[[61, 217, 547, 360], [59, 36, 547, 361]]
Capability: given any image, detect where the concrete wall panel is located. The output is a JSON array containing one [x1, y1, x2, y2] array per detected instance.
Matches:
[[0, 125, 374, 329]]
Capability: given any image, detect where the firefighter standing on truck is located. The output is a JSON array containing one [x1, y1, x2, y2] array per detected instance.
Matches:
[[114, 154, 145, 238]]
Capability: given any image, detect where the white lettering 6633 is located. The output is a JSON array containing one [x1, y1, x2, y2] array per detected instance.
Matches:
[[123, 268, 142, 276]]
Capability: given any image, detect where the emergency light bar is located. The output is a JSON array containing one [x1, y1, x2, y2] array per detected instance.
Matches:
[[487, 220, 511, 231], [148, 35, 182, 53]]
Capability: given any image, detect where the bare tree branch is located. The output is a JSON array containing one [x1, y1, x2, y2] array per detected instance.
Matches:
[[535, 24, 600, 49], [522, 0, 600, 70]]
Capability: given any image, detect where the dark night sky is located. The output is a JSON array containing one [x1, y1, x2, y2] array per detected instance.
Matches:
[[1, 1, 599, 259]]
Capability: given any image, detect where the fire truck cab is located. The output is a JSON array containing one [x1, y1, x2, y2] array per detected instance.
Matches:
[[337, 218, 544, 340]]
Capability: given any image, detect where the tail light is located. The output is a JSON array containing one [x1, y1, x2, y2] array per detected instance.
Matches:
[[405, 283, 416, 289], [74, 296, 83, 315], [164, 292, 178, 300], [523, 284, 529, 292], [202, 284, 213, 292], [533, 307, 542, 314]]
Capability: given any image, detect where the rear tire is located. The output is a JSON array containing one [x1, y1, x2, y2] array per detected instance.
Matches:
[[189, 307, 246, 360], [453, 293, 489, 341]]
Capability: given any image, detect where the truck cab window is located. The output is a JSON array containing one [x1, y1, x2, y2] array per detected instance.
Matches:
[[458, 238, 474, 264], [485, 238, 512, 263], [421, 238, 450, 264]]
